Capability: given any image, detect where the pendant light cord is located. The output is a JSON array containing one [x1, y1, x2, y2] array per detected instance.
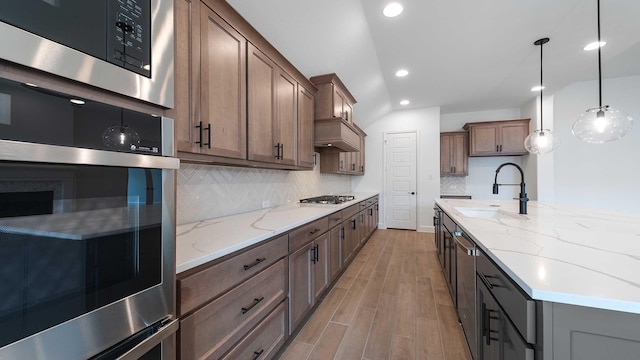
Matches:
[[597, 0, 602, 108], [540, 40, 544, 130]]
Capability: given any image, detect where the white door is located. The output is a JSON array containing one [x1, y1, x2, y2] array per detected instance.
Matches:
[[385, 132, 417, 230]]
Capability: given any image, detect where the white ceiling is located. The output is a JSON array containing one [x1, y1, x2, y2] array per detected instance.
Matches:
[[226, 0, 640, 128]]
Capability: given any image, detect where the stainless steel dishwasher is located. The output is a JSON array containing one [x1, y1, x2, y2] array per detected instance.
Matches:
[[454, 227, 478, 360]]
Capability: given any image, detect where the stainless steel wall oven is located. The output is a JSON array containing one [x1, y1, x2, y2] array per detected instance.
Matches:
[[0, 76, 179, 359]]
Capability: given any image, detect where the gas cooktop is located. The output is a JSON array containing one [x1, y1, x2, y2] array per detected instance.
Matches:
[[299, 195, 355, 204]]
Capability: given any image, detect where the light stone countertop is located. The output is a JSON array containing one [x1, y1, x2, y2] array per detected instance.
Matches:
[[435, 198, 640, 314], [176, 192, 379, 274]]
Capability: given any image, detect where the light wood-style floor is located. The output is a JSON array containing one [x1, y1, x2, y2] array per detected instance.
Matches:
[[279, 229, 472, 360]]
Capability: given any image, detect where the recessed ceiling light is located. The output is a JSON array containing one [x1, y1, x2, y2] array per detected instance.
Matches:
[[395, 69, 409, 77], [583, 41, 606, 51], [531, 85, 545, 92], [400, 100, 410, 106], [24, 82, 38, 88], [383, 3, 403, 17], [70, 99, 85, 105]]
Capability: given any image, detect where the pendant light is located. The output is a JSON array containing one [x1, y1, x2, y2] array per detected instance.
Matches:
[[524, 38, 560, 155], [571, 0, 633, 143], [102, 108, 140, 150]]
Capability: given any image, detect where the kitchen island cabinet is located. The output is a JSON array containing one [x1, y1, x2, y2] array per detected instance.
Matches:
[[435, 199, 640, 360], [463, 118, 530, 156]]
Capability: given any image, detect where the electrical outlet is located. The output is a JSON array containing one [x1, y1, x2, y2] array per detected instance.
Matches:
[[262, 200, 270, 208]]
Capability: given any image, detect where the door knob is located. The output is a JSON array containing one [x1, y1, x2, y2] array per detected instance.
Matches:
[[409, 192, 416, 195]]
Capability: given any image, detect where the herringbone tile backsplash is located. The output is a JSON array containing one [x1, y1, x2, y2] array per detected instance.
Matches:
[[177, 159, 352, 224]]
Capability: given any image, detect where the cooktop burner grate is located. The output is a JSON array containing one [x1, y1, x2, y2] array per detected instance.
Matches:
[[299, 195, 355, 204]]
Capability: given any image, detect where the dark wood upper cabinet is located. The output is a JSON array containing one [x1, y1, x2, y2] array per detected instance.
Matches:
[[440, 131, 468, 176], [464, 118, 530, 156], [171, 0, 316, 170]]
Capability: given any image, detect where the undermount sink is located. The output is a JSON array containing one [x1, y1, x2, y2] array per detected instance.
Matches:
[[454, 206, 522, 219]]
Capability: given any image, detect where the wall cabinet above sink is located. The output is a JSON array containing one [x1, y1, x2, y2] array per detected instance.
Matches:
[[463, 119, 530, 156]]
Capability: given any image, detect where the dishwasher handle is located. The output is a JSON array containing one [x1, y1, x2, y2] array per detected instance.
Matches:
[[454, 233, 477, 256]]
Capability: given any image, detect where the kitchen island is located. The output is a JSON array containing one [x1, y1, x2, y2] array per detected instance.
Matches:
[[435, 198, 640, 360]]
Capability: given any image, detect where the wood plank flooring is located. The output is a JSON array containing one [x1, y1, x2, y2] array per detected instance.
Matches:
[[279, 229, 472, 360]]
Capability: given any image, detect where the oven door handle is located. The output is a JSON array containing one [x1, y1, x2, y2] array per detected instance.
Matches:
[[114, 318, 179, 360]]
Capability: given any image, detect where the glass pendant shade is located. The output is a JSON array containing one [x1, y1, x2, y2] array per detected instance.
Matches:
[[524, 129, 561, 154], [526, 37, 559, 155], [102, 124, 140, 150], [572, 0, 633, 143], [572, 106, 633, 143]]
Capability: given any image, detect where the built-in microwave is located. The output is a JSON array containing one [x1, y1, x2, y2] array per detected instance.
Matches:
[[0, 0, 174, 108]]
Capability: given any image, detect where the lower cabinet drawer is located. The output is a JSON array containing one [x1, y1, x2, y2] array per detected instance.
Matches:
[[179, 235, 288, 316], [221, 299, 289, 360], [179, 259, 287, 360]]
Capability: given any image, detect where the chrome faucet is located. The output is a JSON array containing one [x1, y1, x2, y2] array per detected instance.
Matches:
[[492, 162, 528, 214]]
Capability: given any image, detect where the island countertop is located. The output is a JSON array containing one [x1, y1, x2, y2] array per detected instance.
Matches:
[[435, 198, 640, 314], [176, 192, 378, 274]]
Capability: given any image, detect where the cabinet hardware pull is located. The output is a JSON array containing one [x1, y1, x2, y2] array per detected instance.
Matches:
[[252, 349, 265, 360], [351, 219, 356, 229], [375, 204, 378, 210], [478, 272, 495, 289], [369, 209, 373, 215], [241, 296, 264, 314], [309, 228, 321, 235], [313, 153, 317, 165], [315, 244, 319, 262], [496, 145, 499, 152], [361, 165, 364, 172], [351, 163, 355, 171], [331, 217, 341, 222], [482, 303, 491, 345], [340, 160, 343, 169], [344, 110, 349, 121], [311, 246, 317, 264], [204, 123, 211, 148], [340, 227, 344, 239], [243, 258, 266, 271], [195, 121, 204, 148], [453, 166, 456, 173], [499, 144, 503, 152]]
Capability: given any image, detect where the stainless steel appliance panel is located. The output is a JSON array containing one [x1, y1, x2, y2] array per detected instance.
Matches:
[[455, 229, 477, 360], [0, 0, 173, 108]]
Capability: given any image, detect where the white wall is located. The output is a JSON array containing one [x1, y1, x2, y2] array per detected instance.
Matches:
[[440, 108, 524, 200], [352, 107, 440, 232], [177, 157, 352, 224], [552, 75, 640, 215]]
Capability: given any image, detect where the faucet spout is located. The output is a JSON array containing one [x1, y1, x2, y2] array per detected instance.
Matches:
[[492, 162, 528, 215]]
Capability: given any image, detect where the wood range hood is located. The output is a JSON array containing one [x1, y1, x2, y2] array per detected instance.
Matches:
[[314, 119, 361, 152], [310, 73, 361, 153]]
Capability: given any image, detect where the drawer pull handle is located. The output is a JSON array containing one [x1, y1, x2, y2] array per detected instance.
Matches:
[[241, 297, 264, 314], [309, 228, 321, 235], [243, 258, 266, 271], [252, 349, 264, 360], [331, 217, 341, 221], [478, 272, 496, 290]]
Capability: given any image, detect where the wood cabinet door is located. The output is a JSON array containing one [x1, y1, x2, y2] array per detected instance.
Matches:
[[499, 122, 528, 154], [289, 242, 313, 331], [344, 101, 353, 124], [440, 133, 454, 175], [313, 234, 329, 300], [338, 151, 349, 173], [332, 85, 345, 119], [297, 85, 315, 168], [328, 225, 342, 281], [198, 4, 247, 158], [171, 0, 194, 154], [451, 133, 468, 175], [247, 44, 277, 163], [341, 218, 355, 265], [274, 69, 297, 166], [469, 124, 499, 156]]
